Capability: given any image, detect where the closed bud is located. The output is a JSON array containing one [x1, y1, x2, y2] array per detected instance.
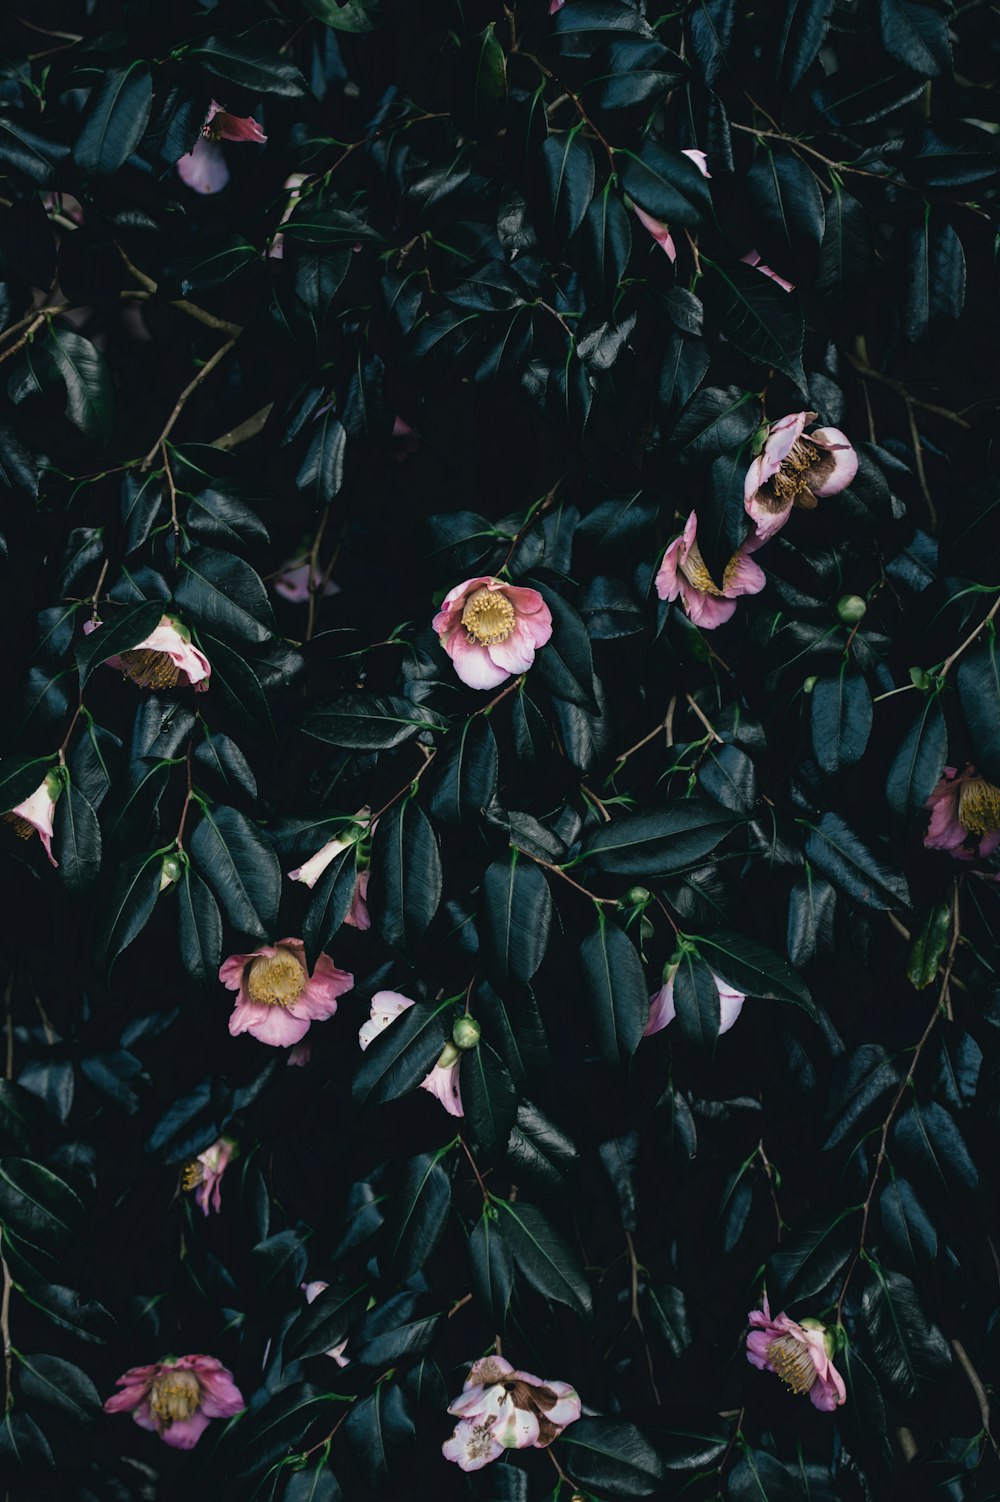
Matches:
[[909, 666, 931, 689], [836, 594, 866, 624], [452, 1016, 481, 1051], [436, 1041, 462, 1069], [159, 853, 184, 892], [803, 675, 818, 694], [626, 885, 651, 905], [640, 914, 655, 942]]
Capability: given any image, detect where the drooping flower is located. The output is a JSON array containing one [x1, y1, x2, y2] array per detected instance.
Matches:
[[301, 1281, 350, 1367], [182, 1137, 236, 1216], [655, 511, 767, 630], [84, 616, 211, 692], [644, 963, 745, 1036], [630, 150, 711, 261], [268, 172, 309, 259], [443, 1355, 581, 1472], [104, 1354, 245, 1449], [221, 938, 353, 1048], [358, 992, 464, 1116], [741, 249, 795, 294], [743, 412, 858, 543], [177, 101, 267, 195], [433, 577, 553, 690], [924, 765, 1000, 860], [287, 815, 371, 929], [746, 1297, 846, 1411], [4, 773, 60, 868]]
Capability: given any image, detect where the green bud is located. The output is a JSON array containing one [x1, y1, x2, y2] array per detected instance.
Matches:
[[803, 675, 818, 694], [452, 1016, 481, 1051], [159, 853, 184, 892], [836, 594, 867, 625], [626, 886, 651, 906], [909, 666, 931, 690], [640, 915, 655, 943]]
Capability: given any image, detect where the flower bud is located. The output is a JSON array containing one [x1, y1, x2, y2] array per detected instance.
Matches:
[[435, 1041, 462, 1069], [836, 594, 866, 624], [640, 914, 655, 942], [626, 885, 651, 905], [159, 853, 184, 892], [909, 666, 931, 690], [43, 769, 64, 803], [803, 675, 818, 694], [452, 1016, 481, 1051]]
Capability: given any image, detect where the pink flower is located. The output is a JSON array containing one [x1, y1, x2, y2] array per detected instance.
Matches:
[[433, 577, 553, 690], [104, 1354, 244, 1449], [268, 173, 309, 259], [83, 615, 210, 691], [645, 964, 745, 1036], [443, 1355, 581, 1472], [630, 151, 709, 262], [221, 938, 353, 1048], [924, 766, 1000, 860], [273, 559, 341, 604], [177, 101, 266, 196], [741, 249, 795, 294], [391, 415, 421, 459], [746, 1297, 846, 1411], [4, 774, 60, 867], [358, 993, 464, 1115], [655, 511, 766, 629], [182, 1137, 235, 1216], [288, 817, 372, 930], [301, 1282, 350, 1366], [549, 0, 566, 11], [744, 412, 858, 543]]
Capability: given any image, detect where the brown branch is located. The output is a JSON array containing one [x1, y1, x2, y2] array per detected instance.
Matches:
[[513, 847, 618, 905], [684, 693, 723, 743], [140, 337, 239, 470], [460, 1139, 491, 1203], [904, 401, 938, 531], [951, 1338, 1000, 1455], [845, 351, 971, 428], [730, 120, 910, 186], [938, 594, 1000, 678], [366, 748, 437, 824], [624, 1230, 662, 1404], [117, 248, 243, 338], [612, 699, 678, 770]]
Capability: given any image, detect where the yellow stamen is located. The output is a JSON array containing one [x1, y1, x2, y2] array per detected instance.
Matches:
[[247, 949, 306, 1008], [118, 648, 181, 691], [766, 1334, 817, 1395], [770, 439, 820, 509], [679, 541, 726, 597], [462, 587, 516, 646], [2, 813, 34, 841], [958, 777, 1000, 838], [181, 1162, 204, 1191], [149, 1368, 201, 1426]]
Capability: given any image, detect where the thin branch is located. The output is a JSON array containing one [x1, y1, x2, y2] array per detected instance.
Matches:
[[140, 337, 239, 470], [0, 1255, 11, 1414], [939, 594, 1000, 678], [460, 1140, 491, 1203], [366, 748, 437, 824], [730, 120, 910, 185], [624, 1230, 662, 1404], [513, 847, 618, 905], [951, 1338, 1000, 1455], [117, 248, 243, 337], [904, 401, 938, 531], [612, 698, 677, 770], [684, 693, 723, 743], [845, 351, 971, 428]]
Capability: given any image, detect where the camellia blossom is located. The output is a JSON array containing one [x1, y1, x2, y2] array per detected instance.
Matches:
[[655, 511, 766, 630], [741, 249, 795, 294], [4, 773, 60, 867], [104, 1354, 245, 1449], [744, 412, 858, 543], [925, 765, 1000, 859], [746, 1297, 846, 1411], [443, 1355, 581, 1472], [182, 1137, 235, 1216], [358, 992, 464, 1116], [644, 964, 745, 1037], [301, 1281, 350, 1367], [287, 815, 371, 930], [84, 615, 211, 692], [631, 150, 710, 262], [221, 938, 353, 1048], [178, 101, 266, 195], [433, 577, 553, 690]]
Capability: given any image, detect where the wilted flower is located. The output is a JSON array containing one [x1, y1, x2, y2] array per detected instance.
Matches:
[[645, 963, 745, 1036], [744, 412, 858, 543], [630, 150, 710, 262], [443, 1355, 581, 1472], [221, 938, 353, 1048], [358, 992, 464, 1115], [182, 1137, 236, 1216], [746, 1297, 846, 1411], [301, 1281, 350, 1367], [4, 773, 60, 867], [178, 101, 266, 195], [84, 615, 210, 692], [741, 249, 795, 294], [104, 1354, 245, 1449], [925, 765, 1000, 859], [433, 577, 553, 690], [655, 511, 766, 629], [287, 815, 371, 929]]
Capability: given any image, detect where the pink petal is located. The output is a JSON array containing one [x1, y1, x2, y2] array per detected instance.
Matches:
[[680, 583, 738, 629], [632, 203, 676, 260], [228, 999, 310, 1047], [448, 631, 511, 690], [159, 1411, 212, 1449], [344, 871, 371, 929], [294, 953, 354, 1020], [681, 148, 711, 178], [196, 1368, 245, 1418], [442, 1419, 503, 1471], [746, 1330, 777, 1371], [219, 948, 270, 992], [359, 991, 416, 1051], [177, 138, 230, 195], [420, 1060, 464, 1116], [214, 112, 267, 144], [644, 982, 675, 1036], [722, 547, 767, 599], [806, 427, 859, 496]]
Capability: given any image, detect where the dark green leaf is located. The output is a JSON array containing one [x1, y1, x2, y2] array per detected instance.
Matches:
[[55, 781, 101, 895], [428, 718, 497, 827], [383, 1153, 451, 1284], [16, 1352, 102, 1429], [747, 148, 825, 257], [492, 1198, 591, 1316], [96, 853, 163, 972], [480, 857, 552, 987], [559, 1418, 667, 1497], [811, 668, 872, 775], [43, 326, 115, 444], [233, 1384, 331, 1478], [75, 600, 165, 685], [303, 845, 358, 968], [345, 1385, 415, 1491], [468, 1211, 514, 1327], [296, 411, 347, 507], [772, 0, 834, 91], [672, 951, 721, 1052], [580, 801, 738, 877], [766, 1207, 858, 1308], [302, 693, 443, 749], [303, 0, 381, 30], [353, 1001, 452, 1110], [580, 918, 648, 1066], [463, 1042, 517, 1159], [861, 1262, 951, 1402], [804, 813, 911, 911], [175, 547, 275, 645], [532, 133, 596, 245], [886, 693, 947, 821], [369, 799, 441, 951], [957, 634, 1000, 783], [878, 0, 952, 75], [189, 805, 281, 939], [618, 142, 713, 229], [0, 1158, 86, 1255], [532, 584, 598, 711], [73, 64, 153, 174], [187, 34, 307, 96], [705, 260, 805, 390], [177, 866, 223, 984]]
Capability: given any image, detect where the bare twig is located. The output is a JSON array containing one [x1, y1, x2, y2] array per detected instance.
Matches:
[[904, 403, 938, 531], [513, 847, 618, 906], [140, 337, 239, 470], [845, 351, 971, 428], [938, 594, 1000, 678], [684, 693, 723, 743], [624, 1230, 662, 1404], [951, 1338, 1000, 1455], [612, 698, 677, 770], [116, 248, 242, 338]]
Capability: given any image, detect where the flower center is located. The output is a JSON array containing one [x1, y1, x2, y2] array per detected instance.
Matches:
[[770, 439, 820, 508], [766, 1334, 818, 1395], [181, 1162, 204, 1190], [247, 950, 306, 1008], [2, 813, 34, 841], [117, 648, 181, 691], [467, 1420, 497, 1461], [680, 541, 726, 597], [149, 1368, 201, 1426], [462, 587, 516, 646], [958, 777, 1000, 837]]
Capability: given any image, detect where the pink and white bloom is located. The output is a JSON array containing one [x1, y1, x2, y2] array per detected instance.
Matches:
[[443, 1355, 581, 1472], [925, 765, 1000, 860], [84, 615, 211, 691], [182, 1137, 235, 1216], [644, 964, 745, 1036], [301, 1281, 350, 1367], [741, 249, 795, 294], [268, 173, 309, 259], [288, 815, 371, 930], [4, 773, 60, 867], [434, 577, 552, 690], [630, 151, 710, 262], [221, 938, 353, 1048], [178, 101, 267, 196], [549, 0, 566, 12], [104, 1354, 244, 1449], [744, 412, 858, 543], [746, 1297, 846, 1411], [655, 511, 766, 630], [358, 993, 465, 1116]]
